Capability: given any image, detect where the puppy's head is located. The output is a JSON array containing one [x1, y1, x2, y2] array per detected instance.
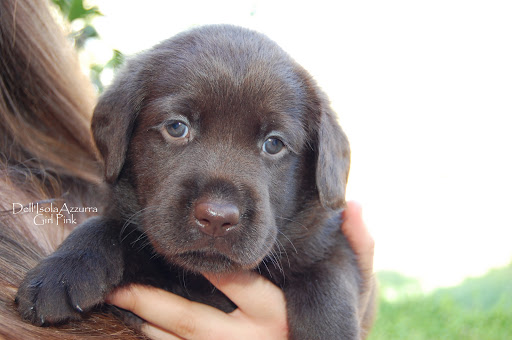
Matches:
[[92, 25, 350, 273]]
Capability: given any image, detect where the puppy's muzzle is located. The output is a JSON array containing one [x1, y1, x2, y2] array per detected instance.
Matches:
[[194, 198, 240, 237]]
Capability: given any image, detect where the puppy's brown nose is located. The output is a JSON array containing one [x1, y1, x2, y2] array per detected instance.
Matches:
[[194, 200, 240, 237]]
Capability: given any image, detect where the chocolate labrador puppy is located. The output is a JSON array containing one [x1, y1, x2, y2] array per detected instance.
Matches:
[[16, 25, 362, 339]]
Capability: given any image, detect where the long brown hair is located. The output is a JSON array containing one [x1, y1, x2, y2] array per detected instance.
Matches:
[[0, 0, 145, 338]]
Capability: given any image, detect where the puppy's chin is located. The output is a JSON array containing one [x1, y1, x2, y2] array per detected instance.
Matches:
[[171, 250, 258, 273]]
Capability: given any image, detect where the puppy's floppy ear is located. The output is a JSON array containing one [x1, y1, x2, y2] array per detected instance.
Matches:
[[91, 62, 144, 183], [315, 101, 351, 210]]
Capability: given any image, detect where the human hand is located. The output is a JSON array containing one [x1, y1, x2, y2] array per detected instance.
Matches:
[[107, 271, 288, 340], [342, 201, 375, 284], [341, 201, 376, 331], [107, 200, 375, 339]]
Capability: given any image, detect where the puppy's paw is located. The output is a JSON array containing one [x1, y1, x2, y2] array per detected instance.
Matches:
[[16, 251, 121, 326]]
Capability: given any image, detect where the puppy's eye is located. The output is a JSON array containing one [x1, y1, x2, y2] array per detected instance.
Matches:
[[165, 120, 189, 138], [262, 137, 285, 155]]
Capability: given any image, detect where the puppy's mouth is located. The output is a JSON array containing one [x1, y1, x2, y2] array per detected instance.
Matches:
[[174, 250, 245, 273]]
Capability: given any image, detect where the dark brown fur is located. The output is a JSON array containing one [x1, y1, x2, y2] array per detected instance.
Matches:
[[1, 1, 372, 337], [15, 25, 364, 339]]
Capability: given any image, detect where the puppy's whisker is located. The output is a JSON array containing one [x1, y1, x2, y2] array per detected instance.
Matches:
[[269, 236, 286, 282], [276, 215, 309, 232], [122, 206, 157, 229], [269, 250, 284, 276], [275, 237, 291, 269], [259, 236, 286, 282], [131, 231, 147, 246], [269, 245, 282, 271], [264, 233, 290, 284], [261, 259, 273, 279], [134, 238, 154, 253], [179, 268, 191, 297], [149, 251, 161, 260], [276, 229, 298, 254], [120, 206, 158, 242]]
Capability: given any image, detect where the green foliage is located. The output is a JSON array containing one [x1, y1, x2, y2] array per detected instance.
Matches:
[[90, 50, 125, 92], [52, 0, 101, 23], [52, 0, 123, 92], [368, 265, 512, 340], [52, 0, 101, 49], [377, 271, 423, 301], [432, 265, 512, 311]]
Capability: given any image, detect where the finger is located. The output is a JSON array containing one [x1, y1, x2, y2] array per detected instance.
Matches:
[[142, 323, 184, 340], [342, 201, 374, 287], [107, 284, 231, 339], [341, 201, 377, 325], [202, 271, 286, 321], [342, 201, 375, 265]]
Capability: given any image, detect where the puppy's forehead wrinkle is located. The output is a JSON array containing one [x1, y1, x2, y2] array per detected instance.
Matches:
[[169, 25, 290, 81], [193, 139, 261, 173], [143, 26, 312, 130], [145, 95, 194, 119]]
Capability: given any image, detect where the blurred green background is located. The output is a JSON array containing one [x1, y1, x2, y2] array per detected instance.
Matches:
[[370, 265, 511, 339], [51, 1, 512, 338]]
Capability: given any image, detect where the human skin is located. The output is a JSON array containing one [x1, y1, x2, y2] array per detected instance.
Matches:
[[107, 201, 375, 340]]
